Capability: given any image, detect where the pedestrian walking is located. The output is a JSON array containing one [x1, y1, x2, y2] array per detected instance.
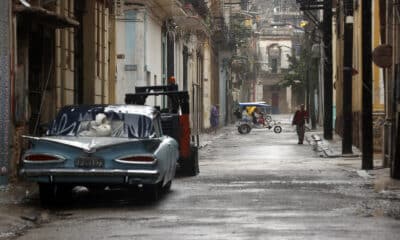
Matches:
[[292, 104, 309, 144], [210, 105, 219, 134]]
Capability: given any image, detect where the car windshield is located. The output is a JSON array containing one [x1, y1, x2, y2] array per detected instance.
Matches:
[[47, 106, 155, 138]]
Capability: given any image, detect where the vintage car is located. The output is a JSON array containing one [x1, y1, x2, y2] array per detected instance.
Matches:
[[20, 104, 179, 204]]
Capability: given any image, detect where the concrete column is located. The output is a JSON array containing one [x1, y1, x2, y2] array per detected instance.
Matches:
[[0, 1, 10, 185]]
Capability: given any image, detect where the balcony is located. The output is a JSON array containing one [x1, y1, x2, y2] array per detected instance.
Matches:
[[173, 15, 209, 35], [211, 17, 229, 43], [13, 1, 79, 28], [231, 56, 249, 72], [151, 0, 187, 18], [183, 0, 208, 19]]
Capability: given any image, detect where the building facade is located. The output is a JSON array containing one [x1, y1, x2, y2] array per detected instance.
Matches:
[[5, 0, 115, 180], [333, 1, 385, 152], [0, 0, 232, 183]]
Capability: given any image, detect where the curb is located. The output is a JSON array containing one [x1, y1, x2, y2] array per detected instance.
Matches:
[[309, 133, 362, 158], [308, 134, 341, 158]]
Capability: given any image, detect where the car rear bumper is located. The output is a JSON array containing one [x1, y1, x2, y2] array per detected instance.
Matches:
[[20, 168, 160, 184]]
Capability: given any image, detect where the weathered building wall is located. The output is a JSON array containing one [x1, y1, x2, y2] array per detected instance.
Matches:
[[257, 37, 293, 113], [335, 1, 384, 151], [202, 41, 212, 130], [7, 0, 113, 179], [115, 11, 128, 104], [262, 84, 289, 113], [219, 51, 231, 125], [372, 0, 385, 113], [145, 10, 163, 106], [109, 9, 116, 104], [115, 8, 165, 104], [83, 0, 110, 104], [175, 39, 184, 89], [257, 39, 292, 72], [146, 13, 163, 87], [334, 1, 344, 137], [56, 0, 75, 109], [0, 0, 11, 184]]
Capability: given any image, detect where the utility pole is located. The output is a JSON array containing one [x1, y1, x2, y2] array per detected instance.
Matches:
[[342, 3, 353, 154], [362, 0, 373, 170], [311, 57, 318, 130], [0, 1, 10, 185], [323, 0, 333, 140], [296, 0, 328, 131]]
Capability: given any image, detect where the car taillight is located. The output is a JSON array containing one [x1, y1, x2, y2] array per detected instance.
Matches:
[[24, 154, 63, 162], [116, 155, 156, 164]]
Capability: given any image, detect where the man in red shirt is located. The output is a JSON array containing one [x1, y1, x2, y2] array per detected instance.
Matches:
[[292, 104, 309, 144]]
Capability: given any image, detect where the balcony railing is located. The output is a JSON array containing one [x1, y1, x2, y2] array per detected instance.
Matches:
[[211, 16, 229, 42], [183, 0, 208, 19]]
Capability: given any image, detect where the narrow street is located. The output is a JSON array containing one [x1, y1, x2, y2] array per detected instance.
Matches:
[[9, 115, 400, 240]]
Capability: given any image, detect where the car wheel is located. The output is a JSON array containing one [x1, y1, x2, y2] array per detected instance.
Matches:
[[273, 126, 282, 133], [39, 184, 73, 207], [39, 183, 56, 207], [55, 184, 73, 204], [142, 183, 162, 201], [238, 124, 251, 134], [162, 180, 172, 193]]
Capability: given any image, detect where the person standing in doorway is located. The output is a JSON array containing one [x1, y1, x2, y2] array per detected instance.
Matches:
[[292, 104, 309, 144], [210, 105, 219, 134]]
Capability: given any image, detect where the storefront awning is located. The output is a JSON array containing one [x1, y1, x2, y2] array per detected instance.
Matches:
[[14, 5, 79, 28]]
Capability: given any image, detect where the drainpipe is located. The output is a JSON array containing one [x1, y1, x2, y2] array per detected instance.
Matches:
[[0, 1, 10, 185]]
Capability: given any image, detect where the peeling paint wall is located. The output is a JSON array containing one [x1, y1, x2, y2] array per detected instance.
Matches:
[[0, 0, 10, 184], [115, 6, 163, 105], [83, 0, 110, 104], [115, 9, 145, 104], [56, 0, 76, 109], [203, 42, 211, 129]]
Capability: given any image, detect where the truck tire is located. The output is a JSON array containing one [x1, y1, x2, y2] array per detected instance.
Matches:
[[181, 145, 199, 176]]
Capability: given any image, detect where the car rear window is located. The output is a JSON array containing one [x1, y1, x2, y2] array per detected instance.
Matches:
[[48, 106, 155, 138]]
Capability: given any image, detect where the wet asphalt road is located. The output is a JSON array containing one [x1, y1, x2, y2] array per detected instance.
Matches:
[[14, 116, 400, 239]]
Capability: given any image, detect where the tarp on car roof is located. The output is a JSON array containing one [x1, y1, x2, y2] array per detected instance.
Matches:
[[47, 105, 158, 138]]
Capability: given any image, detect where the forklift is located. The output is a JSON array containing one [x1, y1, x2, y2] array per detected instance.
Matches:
[[125, 84, 199, 176]]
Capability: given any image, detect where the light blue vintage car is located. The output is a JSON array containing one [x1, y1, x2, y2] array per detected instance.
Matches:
[[20, 105, 179, 204]]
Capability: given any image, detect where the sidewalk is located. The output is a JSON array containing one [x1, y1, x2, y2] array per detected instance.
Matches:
[[306, 130, 361, 158], [0, 182, 43, 239], [306, 130, 400, 202]]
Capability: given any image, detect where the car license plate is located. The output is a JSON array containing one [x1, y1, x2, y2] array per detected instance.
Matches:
[[75, 157, 104, 168]]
